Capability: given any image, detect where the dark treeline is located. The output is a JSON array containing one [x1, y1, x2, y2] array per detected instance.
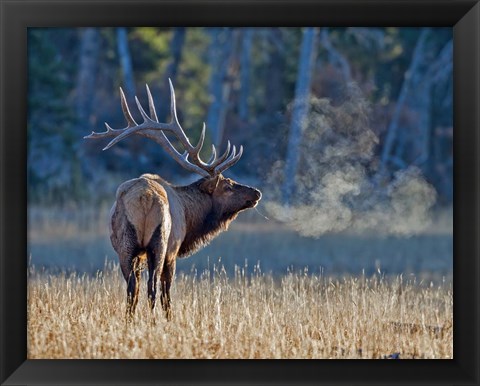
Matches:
[[28, 27, 452, 206]]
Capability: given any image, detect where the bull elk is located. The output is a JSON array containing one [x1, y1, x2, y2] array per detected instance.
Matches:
[[85, 80, 261, 319]]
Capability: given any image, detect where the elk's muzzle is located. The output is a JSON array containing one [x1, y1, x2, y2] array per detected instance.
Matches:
[[245, 188, 262, 208]]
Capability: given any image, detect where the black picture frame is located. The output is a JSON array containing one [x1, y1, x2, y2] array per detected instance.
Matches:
[[1, 0, 478, 385]]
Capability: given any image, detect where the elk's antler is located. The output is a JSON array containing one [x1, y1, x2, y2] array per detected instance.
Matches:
[[84, 79, 243, 177]]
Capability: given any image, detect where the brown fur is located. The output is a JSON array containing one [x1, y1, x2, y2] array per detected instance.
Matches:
[[110, 173, 261, 319]]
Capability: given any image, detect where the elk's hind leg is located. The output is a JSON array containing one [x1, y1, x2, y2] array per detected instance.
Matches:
[[160, 258, 176, 321], [116, 220, 143, 320], [127, 257, 144, 317], [146, 224, 168, 312], [119, 252, 144, 319]]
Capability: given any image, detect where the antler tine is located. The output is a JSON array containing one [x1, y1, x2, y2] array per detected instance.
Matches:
[[145, 84, 159, 122], [163, 80, 216, 169], [168, 78, 179, 124], [101, 88, 179, 151], [166, 79, 197, 147], [214, 145, 244, 175], [208, 140, 231, 168], [84, 122, 113, 139], [135, 95, 156, 124], [193, 123, 206, 154], [206, 144, 217, 164], [120, 87, 137, 127], [83, 87, 138, 140]]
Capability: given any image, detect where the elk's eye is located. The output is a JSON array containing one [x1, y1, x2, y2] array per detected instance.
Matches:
[[224, 184, 233, 192]]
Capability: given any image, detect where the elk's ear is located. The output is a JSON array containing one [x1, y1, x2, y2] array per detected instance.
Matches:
[[201, 176, 221, 194]]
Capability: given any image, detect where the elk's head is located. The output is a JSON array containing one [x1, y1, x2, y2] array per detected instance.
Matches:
[[200, 175, 262, 221], [84, 79, 262, 216]]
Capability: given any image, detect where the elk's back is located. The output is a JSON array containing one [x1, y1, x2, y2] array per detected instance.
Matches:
[[110, 175, 171, 251]]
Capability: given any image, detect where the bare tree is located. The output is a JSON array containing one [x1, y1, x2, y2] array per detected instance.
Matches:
[[116, 28, 135, 97], [379, 28, 430, 174], [320, 28, 351, 83], [76, 28, 100, 126], [265, 28, 286, 117], [239, 28, 254, 122], [413, 39, 452, 174], [206, 28, 241, 147], [157, 27, 186, 122], [75, 28, 102, 192], [282, 27, 319, 204]]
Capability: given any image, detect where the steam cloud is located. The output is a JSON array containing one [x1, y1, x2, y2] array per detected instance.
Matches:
[[265, 84, 438, 237]]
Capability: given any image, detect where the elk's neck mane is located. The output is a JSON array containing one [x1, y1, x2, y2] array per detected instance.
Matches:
[[175, 179, 235, 257]]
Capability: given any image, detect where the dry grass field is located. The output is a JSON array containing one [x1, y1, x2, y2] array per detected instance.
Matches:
[[27, 262, 452, 359], [27, 206, 453, 359]]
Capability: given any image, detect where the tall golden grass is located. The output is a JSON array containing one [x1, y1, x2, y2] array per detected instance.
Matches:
[[27, 262, 452, 359]]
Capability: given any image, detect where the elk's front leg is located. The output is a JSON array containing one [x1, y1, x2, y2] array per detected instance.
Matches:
[[160, 258, 176, 321]]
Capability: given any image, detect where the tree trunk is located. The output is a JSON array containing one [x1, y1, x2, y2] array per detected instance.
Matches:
[[415, 39, 452, 174], [158, 27, 186, 122], [116, 27, 135, 97], [282, 27, 319, 204], [320, 28, 351, 83], [206, 28, 240, 147], [75, 28, 101, 197], [76, 28, 100, 126], [414, 83, 432, 166], [239, 28, 253, 122], [378, 28, 430, 174], [265, 28, 286, 117]]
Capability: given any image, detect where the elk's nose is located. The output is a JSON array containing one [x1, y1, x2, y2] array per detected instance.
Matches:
[[254, 189, 262, 200]]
